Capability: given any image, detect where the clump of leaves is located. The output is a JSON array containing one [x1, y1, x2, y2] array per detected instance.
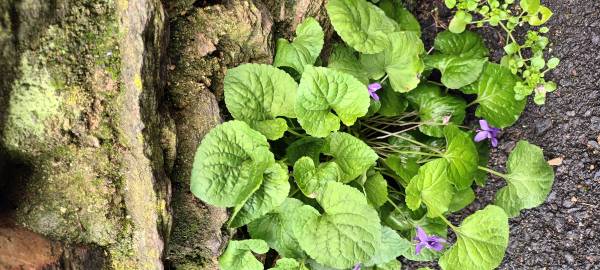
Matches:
[[190, 0, 556, 269], [445, 0, 559, 104]]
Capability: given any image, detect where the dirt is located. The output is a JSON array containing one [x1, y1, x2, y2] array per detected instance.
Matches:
[[407, 0, 600, 269]]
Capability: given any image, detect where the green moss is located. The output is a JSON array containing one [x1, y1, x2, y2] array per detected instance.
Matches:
[[2, 57, 60, 151]]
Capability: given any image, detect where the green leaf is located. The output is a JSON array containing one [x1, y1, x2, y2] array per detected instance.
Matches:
[[445, 0, 457, 8], [294, 182, 382, 269], [274, 17, 324, 74], [378, 83, 409, 117], [366, 260, 401, 270], [230, 162, 290, 227], [326, 0, 397, 54], [285, 137, 324, 165], [448, 187, 475, 212], [327, 44, 369, 84], [293, 157, 341, 197], [462, 63, 526, 128], [426, 31, 488, 89], [520, 0, 540, 14], [191, 120, 274, 207], [224, 64, 298, 140], [448, 10, 472, 34], [219, 239, 269, 270], [442, 125, 478, 189], [495, 141, 555, 217], [365, 227, 405, 267], [248, 198, 306, 258], [323, 132, 379, 182], [360, 32, 425, 92], [417, 95, 466, 138], [378, 0, 421, 35], [503, 42, 520, 55], [364, 171, 389, 208], [528, 5, 553, 26], [439, 205, 509, 270], [405, 159, 455, 217], [406, 83, 466, 137], [384, 154, 420, 186], [547, 57, 560, 69], [295, 66, 370, 137], [269, 258, 304, 270], [405, 82, 442, 107]]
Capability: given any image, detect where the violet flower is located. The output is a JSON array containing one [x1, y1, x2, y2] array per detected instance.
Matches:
[[474, 119, 501, 147], [414, 227, 446, 254], [352, 263, 361, 270], [367, 83, 381, 101]]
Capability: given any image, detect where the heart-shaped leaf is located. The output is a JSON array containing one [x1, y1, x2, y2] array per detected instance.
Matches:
[[274, 17, 324, 74], [248, 198, 307, 258], [295, 66, 370, 137], [426, 31, 488, 89], [409, 84, 466, 137], [219, 239, 269, 270], [442, 125, 478, 189], [406, 159, 455, 218], [438, 205, 509, 270], [364, 171, 389, 208], [190, 121, 274, 207], [378, 82, 409, 117], [224, 64, 298, 140], [378, 0, 421, 35], [495, 141, 555, 217], [293, 157, 341, 197], [328, 44, 369, 84], [365, 226, 405, 267], [461, 63, 526, 128], [294, 182, 382, 269], [230, 162, 290, 228], [285, 137, 324, 165], [323, 132, 379, 182], [326, 0, 397, 54], [360, 32, 425, 92]]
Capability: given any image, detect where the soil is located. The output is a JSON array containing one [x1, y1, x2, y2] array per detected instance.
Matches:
[[406, 1, 600, 269]]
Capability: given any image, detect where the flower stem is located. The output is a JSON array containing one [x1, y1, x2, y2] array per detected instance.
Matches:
[[477, 165, 508, 179]]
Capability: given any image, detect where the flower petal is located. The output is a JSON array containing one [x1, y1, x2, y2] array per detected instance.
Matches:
[[479, 119, 491, 131], [368, 82, 382, 91], [371, 92, 380, 101], [415, 227, 428, 241], [415, 243, 426, 255], [353, 263, 361, 270], [429, 241, 445, 251], [474, 131, 489, 142], [491, 137, 498, 147]]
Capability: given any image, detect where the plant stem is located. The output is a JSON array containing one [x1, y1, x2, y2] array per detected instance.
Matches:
[[477, 165, 508, 178], [287, 129, 305, 137], [380, 74, 389, 83], [439, 215, 459, 232], [397, 151, 442, 157]]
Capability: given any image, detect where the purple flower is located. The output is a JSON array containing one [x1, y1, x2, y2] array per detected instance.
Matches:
[[352, 263, 361, 270], [367, 83, 381, 101], [474, 119, 501, 147], [414, 227, 446, 254]]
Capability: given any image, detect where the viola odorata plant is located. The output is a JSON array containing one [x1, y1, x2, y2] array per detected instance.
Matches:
[[190, 0, 556, 269]]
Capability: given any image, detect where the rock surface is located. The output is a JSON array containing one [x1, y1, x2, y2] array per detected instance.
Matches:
[[0, 0, 169, 268]]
